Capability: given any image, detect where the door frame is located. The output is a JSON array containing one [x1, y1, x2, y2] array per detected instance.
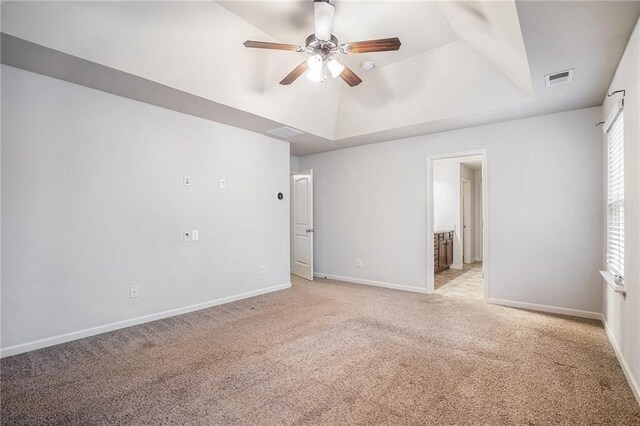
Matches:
[[426, 149, 488, 300]]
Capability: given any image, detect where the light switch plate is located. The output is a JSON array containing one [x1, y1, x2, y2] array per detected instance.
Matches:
[[183, 231, 191, 242], [220, 179, 226, 189], [183, 176, 191, 186], [192, 230, 199, 241], [130, 285, 139, 298]]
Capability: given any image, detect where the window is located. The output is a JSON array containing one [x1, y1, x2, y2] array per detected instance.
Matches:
[[606, 111, 624, 279]]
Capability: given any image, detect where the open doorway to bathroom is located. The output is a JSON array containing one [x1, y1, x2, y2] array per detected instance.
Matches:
[[427, 151, 488, 300]]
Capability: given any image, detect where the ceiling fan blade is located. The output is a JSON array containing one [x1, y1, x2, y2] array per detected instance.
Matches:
[[314, 0, 335, 42], [280, 61, 309, 85], [340, 37, 402, 54], [243, 40, 304, 52], [339, 66, 362, 87]]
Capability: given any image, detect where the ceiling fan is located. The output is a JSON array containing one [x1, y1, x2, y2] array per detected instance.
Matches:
[[243, 0, 401, 87]]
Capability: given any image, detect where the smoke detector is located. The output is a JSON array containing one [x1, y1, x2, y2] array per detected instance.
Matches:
[[545, 69, 573, 87], [267, 126, 305, 139], [361, 60, 376, 71]]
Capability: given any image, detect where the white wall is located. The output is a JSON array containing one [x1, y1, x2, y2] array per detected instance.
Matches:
[[300, 107, 603, 313], [1, 66, 291, 354], [289, 156, 299, 270], [433, 159, 458, 232], [602, 17, 640, 402]]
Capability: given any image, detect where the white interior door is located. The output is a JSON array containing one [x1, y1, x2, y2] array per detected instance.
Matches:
[[292, 170, 313, 280], [463, 179, 472, 263]]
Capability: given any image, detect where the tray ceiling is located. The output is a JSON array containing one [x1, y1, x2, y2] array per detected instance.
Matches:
[[2, 1, 639, 155]]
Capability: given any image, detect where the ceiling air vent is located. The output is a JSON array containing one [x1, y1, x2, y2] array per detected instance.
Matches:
[[545, 69, 573, 87], [267, 126, 305, 139]]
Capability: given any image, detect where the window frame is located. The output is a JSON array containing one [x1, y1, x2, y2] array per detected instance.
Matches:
[[605, 108, 624, 280]]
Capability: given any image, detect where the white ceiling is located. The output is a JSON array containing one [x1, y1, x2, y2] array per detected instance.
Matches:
[[2, 1, 640, 156]]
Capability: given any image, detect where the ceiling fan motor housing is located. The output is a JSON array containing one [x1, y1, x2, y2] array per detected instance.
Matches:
[[305, 34, 339, 60], [313, 0, 335, 42]]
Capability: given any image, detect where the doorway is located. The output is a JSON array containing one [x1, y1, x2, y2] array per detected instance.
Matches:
[[291, 170, 314, 281], [427, 151, 488, 300]]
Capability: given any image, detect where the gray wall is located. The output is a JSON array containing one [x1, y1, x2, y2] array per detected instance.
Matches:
[[1, 66, 291, 353], [300, 107, 604, 313]]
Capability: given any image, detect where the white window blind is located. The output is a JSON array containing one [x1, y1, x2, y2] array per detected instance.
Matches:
[[606, 111, 624, 279]]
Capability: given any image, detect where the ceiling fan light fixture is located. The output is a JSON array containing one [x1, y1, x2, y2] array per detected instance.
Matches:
[[307, 54, 323, 69], [306, 63, 327, 83], [327, 59, 344, 78]]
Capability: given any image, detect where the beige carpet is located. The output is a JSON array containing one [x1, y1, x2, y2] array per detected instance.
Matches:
[[2, 275, 639, 425]]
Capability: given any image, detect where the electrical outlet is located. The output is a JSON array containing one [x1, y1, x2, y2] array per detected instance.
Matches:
[[220, 179, 226, 189], [183, 231, 191, 242], [183, 176, 191, 186], [130, 285, 139, 298], [192, 230, 199, 241], [356, 258, 362, 268], [260, 265, 266, 275]]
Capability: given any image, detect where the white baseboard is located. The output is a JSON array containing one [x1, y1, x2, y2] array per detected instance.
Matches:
[[487, 298, 602, 320], [602, 318, 640, 404], [450, 263, 463, 270], [314, 272, 427, 294], [474, 256, 483, 262], [1, 283, 291, 358]]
